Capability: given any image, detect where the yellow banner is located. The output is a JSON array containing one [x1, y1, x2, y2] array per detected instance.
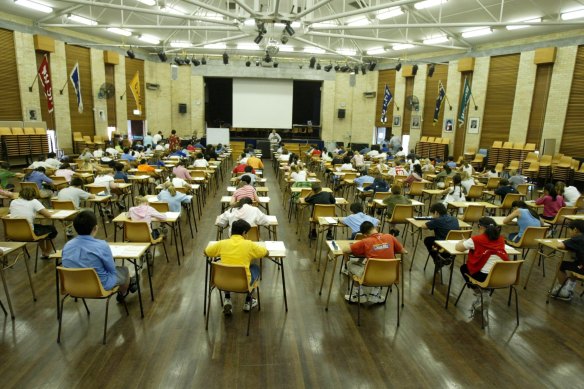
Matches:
[[129, 70, 141, 113]]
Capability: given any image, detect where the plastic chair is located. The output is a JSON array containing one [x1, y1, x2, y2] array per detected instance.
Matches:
[[2, 217, 54, 273], [422, 229, 473, 272], [206, 262, 260, 336], [498, 193, 523, 215], [124, 220, 170, 265], [466, 185, 485, 201], [57, 267, 128, 344], [543, 207, 577, 237], [486, 177, 501, 191], [458, 204, 485, 226], [384, 204, 414, 241], [348, 258, 401, 326], [506, 227, 548, 281], [454, 260, 524, 328]]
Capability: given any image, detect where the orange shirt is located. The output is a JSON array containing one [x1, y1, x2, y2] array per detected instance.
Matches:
[[247, 156, 264, 169], [350, 233, 403, 259], [137, 164, 155, 172]]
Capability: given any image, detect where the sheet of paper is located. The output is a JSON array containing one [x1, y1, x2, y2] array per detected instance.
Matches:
[[258, 197, 270, 202], [324, 217, 338, 224], [265, 241, 285, 252], [51, 210, 75, 218], [165, 212, 180, 219], [110, 245, 146, 258], [0, 246, 15, 253], [266, 215, 277, 223]]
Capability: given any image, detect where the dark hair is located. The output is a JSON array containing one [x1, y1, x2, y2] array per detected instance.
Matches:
[[35, 166, 46, 173], [413, 164, 422, 176], [430, 203, 447, 216], [59, 162, 70, 169], [311, 183, 322, 193], [115, 163, 124, 172], [359, 221, 375, 235], [123, 148, 130, 154], [234, 197, 253, 209], [70, 177, 84, 187], [447, 156, 454, 161], [500, 178, 509, 186], [47, 152, 56, 158], [19, 187, 37, 200], [444, 165, 452, 174], [73, 210, 97, 235], [171, 129, 176, 135], [569, 220, 584, 233], [512, 200, 540, 221], [240, 152, 247, 158], [140, 159, 147, 165], [231, 219, 251, 236], [342, 156, 351, 164], [244, 165, 253, 173], [240, 175, 251, 184], [350, 202, 363, 214], [478, 217, 501, 240], [452, 173, 462, 186], [544, 183, 558, 201], [196, 153, 204, 159]]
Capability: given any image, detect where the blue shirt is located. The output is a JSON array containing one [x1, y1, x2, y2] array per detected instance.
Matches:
[[114, 171, 128, 183], [343, 212, 379, 236], [157, 190, 192, 212], [143, 135, 153, 147], [26, 170, 53, 189], [121, 153, 136, 161], [62, 235, 117, 290], [426, 214, 460, 240], [446, 161, 457, 168], [354, 175, 375, 187], [517, 208, 541, 239]]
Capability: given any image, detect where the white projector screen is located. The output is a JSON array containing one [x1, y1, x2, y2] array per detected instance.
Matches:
[[232, 78, 293, 129]]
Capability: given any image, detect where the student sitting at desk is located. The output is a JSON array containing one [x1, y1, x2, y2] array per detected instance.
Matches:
[[555, 181, 581, 207], [342, 203, 379, 239], [241, 165, 258, 186], [504, 200, 542, 243], [157, 182, 192, 213], [231, 175, 259, 205], [216, 197, 270, 234], [113, 163, 129, 183], [247, 153, 264, 170], [494, 178, 518, 202], [363, 175, 390, 196], [551, 220, 584, 301], [345, 221, 405, 304], [404, 164, 423, 185], [24, 166, 54, 198], [62, 210, 137, 302], [290, 164, 307, 182], [434, 165, 454, 189], [535, 183, 566, 221], [305, 183, 336, 240], [129, 196, 167, 239], [205, 219, 267, 315], [137, 159, 155, 173], [508, 170, 526, 189], [55, 162, 75, 183], [424, 203, 460, 267], [172, 160, 193, 181], [455, 217, 508, 317], [441, 174, 466, 207], [193, 153, 209, 168], [382, 185, 411, 236]]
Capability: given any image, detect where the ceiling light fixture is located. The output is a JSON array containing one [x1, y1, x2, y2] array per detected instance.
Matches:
[[170, 41, 193, 48], [237, 43, 260, 50], [139, 34, 160, 44], [361, 64, 367, 74], [158, 51, 167, 62], [506, 17, 542, 30], [561, 8, 584, 20], [137, 0, 156, 5], [273, 62, 279, 68], [461, 27, 493, 38], [395, 62, 402, 71], [204, 43, 227, 49], [414, 0, 448, 10], [192, 57, 201, 66], [174, 57, 184, 65], [340, 64, 350, 72], [264, 53, 272, 63], [201, 57, 206, 65], [316, 63, 321, 70], [254, 33, 264, 44], [393, 43, 415, 50], [222, 52, 229, 65], [245, 60, 251, 67], [366, 47, 386, 55], [106, 27, 132, 36], [423, 35, 449, 45], [412, 64, 419, 75], [14, 0, 52, 13], [376, 7, 403, 20], [336, 48, 356, 56], [183, 57, 191, 65], [334, 64, 340, 72], [281, 34, 289, 44], [353, 65, 359, 75], [368, 62, 377, 71], [346, 16, 370, 27], [284, 21, 295, 36], [67, 14, 97, 25], [304, 46, 325, 54], [324, 64, 333, 72]]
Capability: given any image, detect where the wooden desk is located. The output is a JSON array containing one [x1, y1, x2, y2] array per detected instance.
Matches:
[[215, 215, 279, 241], [0, 242, 33, 319], [221, 196, 271, 214]]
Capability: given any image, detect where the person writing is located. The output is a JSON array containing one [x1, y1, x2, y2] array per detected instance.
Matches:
[[503, 201, 542, 243], [129, 196, 168, 239], [305, 183, 336, 240], [230, 175, 259, 205], [204, 219, 267, 315], [551, 220, 584, 301], [341, 203, 379, 239], [424, 203, 460, 267], [535, 183, 566, 221], [344, 221, 406, 303], [216, 197, 270, 234]]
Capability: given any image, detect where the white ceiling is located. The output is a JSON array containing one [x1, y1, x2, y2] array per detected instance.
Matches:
[[3, 0, 584, 64]]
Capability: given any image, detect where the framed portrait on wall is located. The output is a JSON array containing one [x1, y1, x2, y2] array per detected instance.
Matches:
[[393, 115, 401, 127], [444, 119, 453, 132], [468, 117, 480, 134], [411, 115, 421, 129]]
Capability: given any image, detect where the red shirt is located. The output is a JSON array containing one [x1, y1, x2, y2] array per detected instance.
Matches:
[[232, 164, 255, 174], [350, 233, 403, 259], [168, 134, 180, 151], [466, 234, 507, 274]]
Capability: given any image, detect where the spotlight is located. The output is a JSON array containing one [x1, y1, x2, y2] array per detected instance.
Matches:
[[158, 51, 167, 62], [334, 64, 340, 72], [127, 49, 135, 59], [223, 52, 229, 65], [316, 63, 321, 70], [264, 54, 272, 63], [341, 64, 349, 72], [174, 57, 184, 65], [245, 60, 251, 67], [254, 33, 263, 44], [361, 64, 367, 74], [284, 22, 295, 36], [412, 64, 418, 75], [273, 62, 279, 68], [281, 34, 289, 44], [428, 63, 435, 77], [324, 64, 333, 72], [309, 56, 316, 69], [368, 61, 377, 71], [299, 65, 303, 69], [192, 57, 201, 66], [395, 62, 402, 71], [201, 57, 207, 65], [183, 57, 191, 65], [257, 21, 267, 34], [256, 60, 260, 66]]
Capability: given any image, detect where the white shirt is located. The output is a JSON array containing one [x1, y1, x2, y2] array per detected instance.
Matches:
[[462, 165, 474, 175], [279, 154, 290, 162], [461, 178, 475, 194], [10, 198, 44, 228], [367, 150, 379, 157], [155, 144, 165, 151], [563, 186, 581, 207], [291, 171, 307, 181], [44, 158, 61, 169], [215, 204, 270, 232], [58, 187, 91, 209], [486, 171, 499, 178], [193, 159, 209, 167], [93, 149, 104, 158], [105, 147, 118, 156], [152, 134, 162, 144], [395, 151, 406, 157], [172, 177, 189, 188], [268, 132, 281, 144], [94, 175, 114, 194]]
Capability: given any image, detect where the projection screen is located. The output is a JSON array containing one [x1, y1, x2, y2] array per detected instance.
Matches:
[[232, 78, 293, 129]]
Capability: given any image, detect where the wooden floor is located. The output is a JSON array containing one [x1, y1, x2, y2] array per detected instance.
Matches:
[[1, 162, 583, 388]]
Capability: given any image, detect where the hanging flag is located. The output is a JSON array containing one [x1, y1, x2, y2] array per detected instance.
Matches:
[[129, 70, 142, 113], [433, 81, 446, 126], [69, 62, 83, 113], [380, 84, 393, 123], [458, 77, 472, 126], [37, 55, 54, 113]]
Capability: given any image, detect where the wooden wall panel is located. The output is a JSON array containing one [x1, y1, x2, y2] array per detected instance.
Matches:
[[526, 64, 553, 148], [125, 57, 146, 119], [65, 44, 94, 137], [35, 52, 55, 130], [402, 77, 414, 135], [0, 29, 22, 120], [480, 54, 520, 148], [375, 69, 396, 127], [105, 64, 116, 127], [560, 46, 584, 157], [422, 64, 449, 138]]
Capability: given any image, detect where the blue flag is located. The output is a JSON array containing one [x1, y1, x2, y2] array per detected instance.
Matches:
[[458, 77, 471, 126], [433, 81, 446, 126], [380, 84, 392, 123], [69, 62, 83, 113]]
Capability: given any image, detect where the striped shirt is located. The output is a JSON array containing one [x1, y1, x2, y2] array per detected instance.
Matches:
[[232, 185, 258, 202]]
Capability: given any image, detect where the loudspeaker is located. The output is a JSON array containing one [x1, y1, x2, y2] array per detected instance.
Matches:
[[171, 64, 178, 80], [338, 109, 346, 119], [179, 103, 187, 114]]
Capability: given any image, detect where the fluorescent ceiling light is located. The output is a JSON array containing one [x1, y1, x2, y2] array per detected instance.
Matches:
[[336, 48, 356, 56], [106, 27, 132, 36], [14, 0, 52, 13], [161, 5, 186, 15], [290, 21, 301, 28], [202, 12, 223, 21], [376, 7, 403, 20], [278, 46, 294, 52], [414, 0, 448, 10], [237, 43, 260, 50], [139, 34, 160, 44], [304, 46, 326, 54], [170, 41, 193, 48], [137, 0, 156, 5], [312, 21, 337, 28], [461, 27, 492, 38], [67, 14, 97, 26], [423, 35, 449, 44], [560, 8, 584, 21], [367, 47, 386, 55], [506, 17, 542, 30], [346, 17, 370, 27], [393, 43, 415, 50], [243, 18, 256, 26], [203, 43, 227, 49]]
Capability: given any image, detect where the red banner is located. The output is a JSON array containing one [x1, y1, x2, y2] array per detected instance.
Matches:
[[37, 55, 54, 113]]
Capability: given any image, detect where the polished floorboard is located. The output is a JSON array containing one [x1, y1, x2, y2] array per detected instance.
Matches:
[[1, 162, 583, 388]]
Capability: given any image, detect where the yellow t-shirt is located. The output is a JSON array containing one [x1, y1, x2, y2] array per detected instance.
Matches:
[[204, 235, 268, 282]]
